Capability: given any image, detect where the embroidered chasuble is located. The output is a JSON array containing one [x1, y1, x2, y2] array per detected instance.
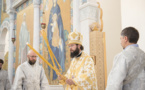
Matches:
[[106, 46, 145, 90], [60, 52, 98, 90], [12, 62, 49, 90]]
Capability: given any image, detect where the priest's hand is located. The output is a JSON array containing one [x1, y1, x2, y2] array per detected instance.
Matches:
[[66, 79, 75, 85]]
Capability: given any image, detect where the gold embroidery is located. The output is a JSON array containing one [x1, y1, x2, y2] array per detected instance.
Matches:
[[71, 32, 78, 39]]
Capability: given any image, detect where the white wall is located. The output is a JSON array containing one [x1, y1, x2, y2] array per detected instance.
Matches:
[[97, 0, 122, 75], [121, 0, 145, 51]]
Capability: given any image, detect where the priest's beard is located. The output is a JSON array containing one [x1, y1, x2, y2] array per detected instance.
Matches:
[[70, 47, 80, 58], [0, 68, 1, 70], [28, 59, 36, 65]]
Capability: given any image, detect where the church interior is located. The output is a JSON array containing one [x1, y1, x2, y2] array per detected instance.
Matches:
[[0, 0, 145, 90]]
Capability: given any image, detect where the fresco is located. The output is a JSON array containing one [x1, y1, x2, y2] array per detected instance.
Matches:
[[40, 0, 72, 84], [15, 4, 34, 68], [1, 0, 9, 24], [2, 52, 8, 70]]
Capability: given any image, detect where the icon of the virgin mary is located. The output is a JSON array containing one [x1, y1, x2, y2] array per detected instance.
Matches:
[[47, 0, 66, 80]]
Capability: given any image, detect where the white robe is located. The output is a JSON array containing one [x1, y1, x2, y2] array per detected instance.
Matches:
[[106, 46, 145, 90], [12, 62, 49, 90], [0, 70, 11, 90]]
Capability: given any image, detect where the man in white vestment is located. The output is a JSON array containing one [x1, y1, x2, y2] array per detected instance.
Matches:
[[59, 31, 98, 90], [0, 59, 11, 90], [106, 27, 145, 90], [12, 50, 49, 90]]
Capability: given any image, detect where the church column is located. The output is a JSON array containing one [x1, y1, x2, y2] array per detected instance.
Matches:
[[8, 11, 15, 84], [79, 0, 99, 54], [6, 0, 15, 84], [73, 0, 80, 32], [33, 0, 40, 58]]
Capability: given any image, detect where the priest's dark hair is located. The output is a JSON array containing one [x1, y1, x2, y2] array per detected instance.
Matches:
[[121, 27, 139, 43], [76, 44, 84, 50]]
